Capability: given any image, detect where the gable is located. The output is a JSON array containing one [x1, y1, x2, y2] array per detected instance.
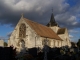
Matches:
[[23, 18, 62, 40]]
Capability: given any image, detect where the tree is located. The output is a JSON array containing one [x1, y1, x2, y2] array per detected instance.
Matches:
[[4, 42, 8, 47], [71, 42, 76, 47], [77, 39, 80, 47]]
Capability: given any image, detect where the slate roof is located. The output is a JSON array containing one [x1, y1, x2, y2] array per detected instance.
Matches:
[[57, 28, 66, 34], [24, 18, 62, 40]]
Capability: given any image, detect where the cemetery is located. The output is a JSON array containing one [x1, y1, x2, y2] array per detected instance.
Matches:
[[0, 0, 80, 60], [0, 44, 80, 60]]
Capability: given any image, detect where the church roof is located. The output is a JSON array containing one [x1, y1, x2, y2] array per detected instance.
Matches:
[[57, 28, 66, 34], [47, 13, 59, 27], [24, 18, 62, 40]]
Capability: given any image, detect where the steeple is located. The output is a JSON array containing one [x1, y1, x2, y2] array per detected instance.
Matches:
[[50, 13, 56, 23], [47, 9, 59, 27]]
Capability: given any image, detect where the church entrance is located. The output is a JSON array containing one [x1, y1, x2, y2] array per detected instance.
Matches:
[[19, 39, 25, 49], [18, 39, 26, 52], [18, 39, 26, 53]]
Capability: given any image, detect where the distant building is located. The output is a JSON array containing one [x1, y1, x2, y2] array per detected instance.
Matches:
[[0, 40, 4, 47], [8, 12, 71, 52]]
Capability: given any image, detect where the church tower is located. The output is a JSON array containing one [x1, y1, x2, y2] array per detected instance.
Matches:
[[47, 11, 59, 27], [46, 11, 59, 33]]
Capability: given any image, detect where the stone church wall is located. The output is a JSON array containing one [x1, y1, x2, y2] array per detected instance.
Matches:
[[50, 26, 60, 33], [8, 18, 44, 51], [58, 29, 71, 47], [65, 29, 71, 47], [0, 40, 4, 47], [41, 37, 62, 48]]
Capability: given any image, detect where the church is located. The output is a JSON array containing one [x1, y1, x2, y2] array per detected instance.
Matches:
[[8, 12, 71, 52]]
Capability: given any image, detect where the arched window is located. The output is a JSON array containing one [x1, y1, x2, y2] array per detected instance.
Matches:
[[42, 39, 50, 46], [19, 24, 26, 38]]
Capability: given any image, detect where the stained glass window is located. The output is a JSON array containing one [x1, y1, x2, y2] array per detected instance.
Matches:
[[19, 24, 26, 38]]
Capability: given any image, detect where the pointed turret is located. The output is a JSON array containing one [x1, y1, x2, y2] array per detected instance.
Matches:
[[47, 11, 59, 27]]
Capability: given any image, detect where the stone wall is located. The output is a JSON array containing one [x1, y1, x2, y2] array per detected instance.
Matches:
[[0, 40, 4, 47], [8, 17, 44, 52]]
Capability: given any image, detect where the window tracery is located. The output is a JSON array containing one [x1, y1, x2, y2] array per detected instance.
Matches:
[[19, 24, 26, 38]]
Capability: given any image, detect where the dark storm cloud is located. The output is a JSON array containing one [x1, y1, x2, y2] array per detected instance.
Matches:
[[0, 0, 80, 30], [55, 12, 80, 29]]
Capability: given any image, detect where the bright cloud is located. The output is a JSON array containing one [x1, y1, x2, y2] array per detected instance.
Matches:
[[69, 30, 79, 33], [2, 0, 69, 13], [69, 35, 73, 38]]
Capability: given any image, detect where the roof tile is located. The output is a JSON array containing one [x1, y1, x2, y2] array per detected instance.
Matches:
[[24, 18, 62, 40]]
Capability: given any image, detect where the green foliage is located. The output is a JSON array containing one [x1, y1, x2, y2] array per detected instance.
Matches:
[[4, 42, 8, 47], [77, 39, 80, 47], [71, 42, 76, 47], [60, 50, 65, 55]]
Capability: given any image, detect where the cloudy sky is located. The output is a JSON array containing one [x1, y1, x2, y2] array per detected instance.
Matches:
[[0, 0, 80, 42]]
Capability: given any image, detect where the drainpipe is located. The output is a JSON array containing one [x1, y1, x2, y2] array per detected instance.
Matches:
[[35, 36, 37, 47]]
